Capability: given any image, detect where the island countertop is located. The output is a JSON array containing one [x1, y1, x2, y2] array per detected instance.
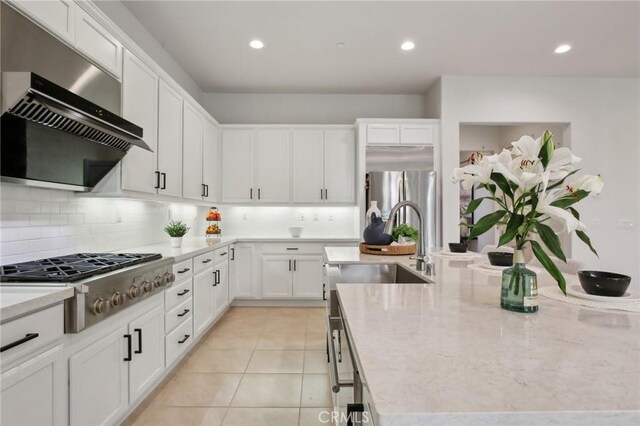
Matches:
[[327, 247, 640, 425]]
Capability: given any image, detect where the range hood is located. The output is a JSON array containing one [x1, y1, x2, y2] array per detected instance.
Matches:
[[0, 2, 150, 191], [2, 72, 147, 152]]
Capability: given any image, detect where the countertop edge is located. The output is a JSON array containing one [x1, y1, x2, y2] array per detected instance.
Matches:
[[0, 287, 74, 323]]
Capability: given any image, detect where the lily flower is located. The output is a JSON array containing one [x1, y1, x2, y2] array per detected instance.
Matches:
[[536, 188, 587, 233]]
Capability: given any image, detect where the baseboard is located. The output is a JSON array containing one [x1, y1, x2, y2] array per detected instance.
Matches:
[[231, 299, 326, 307]]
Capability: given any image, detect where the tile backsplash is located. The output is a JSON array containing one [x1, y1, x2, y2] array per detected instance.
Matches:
[[0, 184, 201, 264]]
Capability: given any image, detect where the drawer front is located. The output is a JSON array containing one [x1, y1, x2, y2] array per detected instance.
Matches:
[[165, 298, 192, 335], [262, 243, 323, 255], [400, 124, 435, 145], [194, 251, 215, 274], [366, 124, 400, 144], [165, 278, 193, 310], [165, 317, 193, 367], [173, 259, 193, 279], [213, 247, 230, 265], [0, 304, 64, 365]]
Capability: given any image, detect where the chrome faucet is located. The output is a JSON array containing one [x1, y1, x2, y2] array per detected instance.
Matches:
[[383, 201, 434, 274]]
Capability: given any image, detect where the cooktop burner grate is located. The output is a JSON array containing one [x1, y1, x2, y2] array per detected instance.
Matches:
[[0, 253, 162, 282]]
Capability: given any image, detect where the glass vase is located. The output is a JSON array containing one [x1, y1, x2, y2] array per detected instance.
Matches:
[[500, 250, 538, 313]]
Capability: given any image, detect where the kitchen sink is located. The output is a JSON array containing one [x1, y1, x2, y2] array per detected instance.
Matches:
[[331, 263, 432, 285]]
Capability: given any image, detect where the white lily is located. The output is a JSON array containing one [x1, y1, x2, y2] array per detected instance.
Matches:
[[548, 147, 581, 180], [511, 135, 543, 162], [451, 158, 494, 191], [568, 174, 604, 195], [536, 188, 586, 233]]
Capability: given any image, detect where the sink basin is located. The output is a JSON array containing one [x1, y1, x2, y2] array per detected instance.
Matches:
[[332, 263, 431, 284]]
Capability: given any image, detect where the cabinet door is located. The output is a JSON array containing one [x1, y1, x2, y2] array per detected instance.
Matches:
[[8, 0, 75, 43], [261, 255, 292, 298], [193, 269, 215, 338], [292, 255, 324, 299], [221, 129, 254, 203], [400, 124, 436, 145], [202, 120, 218, 202], [128, 305, 165, 404], [69, 326, 129, 426], [214, 262, 229, 317], [121, 51, 158, 194], [182, 102, 205, 200], [292, 130, 324, 203], [1, 345, 65, 426], [157, 80, 183, 197], [255, 129, 290, 202], [74, 8, 122, 78], [231, 244, 255, 298], [324, 129, 356, 203], [366, 124, 400, 144]]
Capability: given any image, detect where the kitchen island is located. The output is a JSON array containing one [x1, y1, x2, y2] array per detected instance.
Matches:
[[325, 247, 640, 426]]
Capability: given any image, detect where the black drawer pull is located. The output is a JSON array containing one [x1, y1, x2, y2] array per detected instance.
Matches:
[[177, 289, 190, 296], [134, 328, 143, 354], [286, 247, 299, 251], [178, 334, 190, 344], [220, 252, 227, 256], [231, 248, 235, 260], [178, 268, 190, 274], [123, 334, 132, 361], [0, 333, 39, 353], [202, 259, 212, 264], [177, 309, 190, 317]]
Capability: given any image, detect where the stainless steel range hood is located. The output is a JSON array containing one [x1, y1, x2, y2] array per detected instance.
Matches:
[[0, 3, 150, 191]]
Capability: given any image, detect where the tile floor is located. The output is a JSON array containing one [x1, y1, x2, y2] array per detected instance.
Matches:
[[125, 307, 337, 426]]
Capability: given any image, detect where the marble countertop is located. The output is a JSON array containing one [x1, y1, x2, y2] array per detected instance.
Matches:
[[0, 286, 74, 323], [327, 247, 640, 425]]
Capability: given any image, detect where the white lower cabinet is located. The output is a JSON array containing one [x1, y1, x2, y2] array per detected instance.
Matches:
[[214, 261, 229, 317], [165, 317, 193, 368], [193, 266, 215, 338], [262, 255, 294, 298], [292, 255, 324, 298], [1, 344, 65, 426], [230, 243, 256, 298], [261, 254, 324, 299], [69, 303, 165, 426]]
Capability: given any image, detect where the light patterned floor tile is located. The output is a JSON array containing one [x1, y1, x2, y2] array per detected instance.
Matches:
[[222, 408, 299, 426], [303, 350, 329, 374], [257, 331, 306, 349], [230, 374, 303, 407], [132, 406, 227, 426], [299, 407, 333, 426], [180, 349, 253, 373], [245, 350, 305, 373], [157, 373, 242, 407], [301, 374, 333, 407]]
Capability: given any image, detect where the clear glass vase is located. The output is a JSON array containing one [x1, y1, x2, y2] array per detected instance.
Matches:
[[500, 250, 538, 313]]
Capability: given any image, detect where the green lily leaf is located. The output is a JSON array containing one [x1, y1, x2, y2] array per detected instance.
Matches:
[[498, 214, 524, 247], [567, 207, 580, 220], [576, 230, 599, 257], [531, 240, 566, 295], [534, 222, 567, 262], [538, 130, 554, 169], [464, 197, 488, 216], [469, 210, 507, 239], [490, 172, 513, 199]]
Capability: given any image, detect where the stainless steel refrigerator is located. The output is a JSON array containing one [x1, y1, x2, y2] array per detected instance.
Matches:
[[366, 145, 437, 248]]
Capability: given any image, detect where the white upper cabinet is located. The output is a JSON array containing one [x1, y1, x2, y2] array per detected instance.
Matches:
[[367, 124, 400, 144], [292, 130, 324, 203], [363, 121, 440, 146], [8, 0, 76, 43], [121, 51, 158, 194], [324, 129, 356, 203], [182, 102, 205, 200], [74, 8, 122, 78], [221, 129, 255, 203], [157, 81, 183, 198], [400, 124, 438, 145], [202, 120, 218, 202], [255, 129, 290, 203]]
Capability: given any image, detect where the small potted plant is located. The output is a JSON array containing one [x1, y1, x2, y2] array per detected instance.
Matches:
[[164, 220, 190, 248], [392, 224, 419, 244]]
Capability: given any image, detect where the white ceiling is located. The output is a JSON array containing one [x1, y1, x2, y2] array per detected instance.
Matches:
[[121, 1, 639, 94]]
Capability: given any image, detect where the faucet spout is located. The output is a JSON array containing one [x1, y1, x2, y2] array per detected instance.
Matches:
[[383, 201, 431, 273]]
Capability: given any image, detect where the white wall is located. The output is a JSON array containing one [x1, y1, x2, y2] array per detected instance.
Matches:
[[440, 76, 640, 286], [202, 93, 427, 124], [94, 0, 203, 103], [0, 184, 202, 264]]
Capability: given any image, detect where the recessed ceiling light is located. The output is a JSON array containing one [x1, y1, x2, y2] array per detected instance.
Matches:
[[336, 42, 345, 49], [249, 39, 264, 49], [554, 44, 571, 54], [401, 41, 415, 51]]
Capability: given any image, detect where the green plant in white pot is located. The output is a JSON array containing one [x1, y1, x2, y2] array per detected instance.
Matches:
[[452, 131, 603, 313], [165, 220, 190, 248]]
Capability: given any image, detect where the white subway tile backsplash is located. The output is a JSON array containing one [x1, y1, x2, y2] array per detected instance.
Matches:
[[29, 214, 51, 226]]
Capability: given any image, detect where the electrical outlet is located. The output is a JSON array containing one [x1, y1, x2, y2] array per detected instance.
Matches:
[[299, 214, 305, 221], [328, 215, 334, 221], [619, 219, 634, 229]]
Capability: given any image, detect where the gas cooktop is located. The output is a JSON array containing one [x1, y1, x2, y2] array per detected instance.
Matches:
[[0, 253, 163, 283]]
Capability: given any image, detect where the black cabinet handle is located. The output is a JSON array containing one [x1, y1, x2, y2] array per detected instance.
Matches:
[[213, 270, 219, 286], [177, 309, 190, 317], [286, 247, 299, 251], [178, 268, 190, 274], [250, 188, 253, 199], [289, 259, 292, 271], [177, 289, 190, 296], [134, 328, 142, 354], [202, 183, 206, 197], [155, 171, 161, 189], [231, 248, 235, 260], [293, 259, 297, 272], [220, 252, 227, 256], [320, 188, 324, 200], [124, 334, 132, 361], [202, 259, 212, 264], [258, 188, 261, 199], [0, 333, 39, 353], [161, 173, 167, 190], [324, 189, 328, 200], [205, 185, 209, 197], [178, 335, 190, 344]]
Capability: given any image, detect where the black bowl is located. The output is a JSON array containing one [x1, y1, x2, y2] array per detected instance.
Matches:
[[448, 242, 468, 253], [487, 251, 513, 267], [577, 270, 632, 297]]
